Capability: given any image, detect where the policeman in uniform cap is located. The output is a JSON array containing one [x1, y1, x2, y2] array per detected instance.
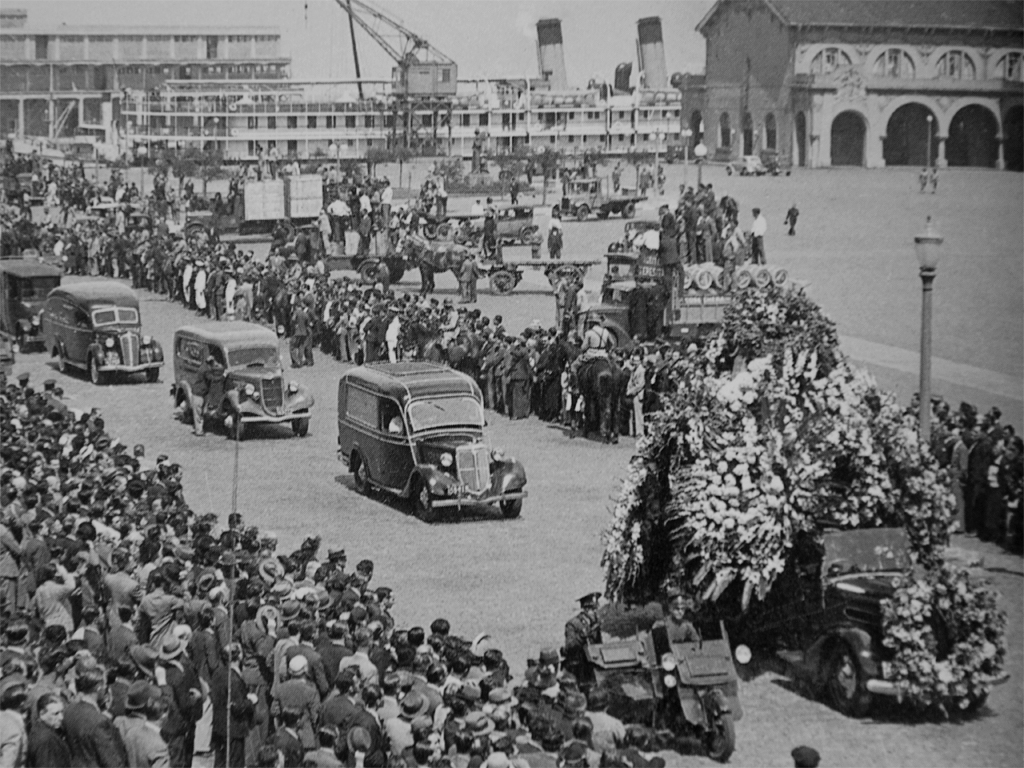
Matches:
[[563, 592, 602, 684]]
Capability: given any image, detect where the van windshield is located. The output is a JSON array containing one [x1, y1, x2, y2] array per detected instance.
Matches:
[[228, 346, 280, 368], [92, 307, 139, 326], [407, 397, 484, 432]]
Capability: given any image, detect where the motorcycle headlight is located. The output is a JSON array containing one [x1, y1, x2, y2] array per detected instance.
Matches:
[[660, 653, 677, 672], [440, 452, 453, 468], [142, 335, 152, 345], [734, 645, 752, 665], [491, 448, 505, 461], [244, 383, 255, 397], [287, 381, 298, 394], [104, 337, 115, 349], [662, 674, 677, 689]]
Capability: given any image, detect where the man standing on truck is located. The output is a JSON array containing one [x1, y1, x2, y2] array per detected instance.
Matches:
[[750, 207, 768, 264], [547, 216, 563, 260]]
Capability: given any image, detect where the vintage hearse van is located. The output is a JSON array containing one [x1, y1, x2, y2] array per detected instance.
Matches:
[[0, 259, 62, 351], [337, 362, 527, 522], [171, 323, 314, 440], [41, 281, 163, 384]]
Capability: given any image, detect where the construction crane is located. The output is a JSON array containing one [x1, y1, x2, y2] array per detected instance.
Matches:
[[332, 0, 457, 98]]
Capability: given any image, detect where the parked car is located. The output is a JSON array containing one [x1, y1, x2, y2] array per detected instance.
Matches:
[[555, 178, 645, 221], [42, 281, 163, 385], [171, 323, 314, 440], [337, 362, 527, 523], [0, 259, 62, 351]]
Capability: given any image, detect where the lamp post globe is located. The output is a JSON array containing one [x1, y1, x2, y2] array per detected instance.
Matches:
[[694, 142, 708, 185], [914, 215, 943, 447]]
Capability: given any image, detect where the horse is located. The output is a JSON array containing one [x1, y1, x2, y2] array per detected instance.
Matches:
[[575, 356, 628, 443]]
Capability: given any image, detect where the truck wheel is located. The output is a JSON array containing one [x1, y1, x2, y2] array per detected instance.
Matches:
[[351, 452, 370, 494], [184, 222, 207, 240], [88, 355, 106, 385], [519, 225, 539, 243], [292, 418, 310, 437], [575, 205, 590, 222], [145, 368, 160, 383], [499, 499, 522, 519], [413, 479, 439, 524], [436, 222, 452, 238], [705, 712, 735, 763], [489, 271, 515, 295], [423, 222, 439, 240], [621, 202, 636, 219], [358, 261, 379, 285], [825, 642, 872, 718], [596, 210, 610, 219]]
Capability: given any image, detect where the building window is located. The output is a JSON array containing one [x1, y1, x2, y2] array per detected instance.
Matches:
[[248, 140, 256, 155], [422, 114, 432, 127], [810, 47, 852, 74], [719, 112, 731, 147], [364, 115, 374, 128], [460, 114, 471, 127], [936, 50, 976, 80], [479, 114, 488, 126], [550, 136, 556, 144], [765, 113, 776, 151], [287, 140, 297, 155], [873, 48, 915, 79], [383, 114, 394, 128], [568, 135, 575, 143], [286, 116, 297, 129], [267, 116, 277, 129], [324, 115, 336, 128], [345, 115, 356, 128], [247, 116, 258, 129], [996, 52, 1022, 80], [440, 68, 451, 83], [307, 116, 317, 129]]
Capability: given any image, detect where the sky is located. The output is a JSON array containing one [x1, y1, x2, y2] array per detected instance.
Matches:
[[17, 0, 713, 86]]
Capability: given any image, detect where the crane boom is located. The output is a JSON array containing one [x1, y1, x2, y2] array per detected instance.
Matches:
[[332, 0, 454, 67]]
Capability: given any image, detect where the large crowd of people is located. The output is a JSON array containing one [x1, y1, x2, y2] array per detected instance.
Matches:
[[0, 371, 684, 768]]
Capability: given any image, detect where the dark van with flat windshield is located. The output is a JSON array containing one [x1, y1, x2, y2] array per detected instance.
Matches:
[[337, 362, 527, 523], [0, 259, 62, 351]]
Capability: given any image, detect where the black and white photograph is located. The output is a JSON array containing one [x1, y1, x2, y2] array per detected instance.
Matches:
[[0, 0, 1021, 766]]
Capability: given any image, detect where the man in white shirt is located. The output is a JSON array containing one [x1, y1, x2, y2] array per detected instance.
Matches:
[[327, 197, 350, 245], [380, 179, 393, 224], [750, 207, 768, 264]]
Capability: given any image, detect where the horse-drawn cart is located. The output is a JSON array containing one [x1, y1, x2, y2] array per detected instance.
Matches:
[[486, 242, 599, 296]]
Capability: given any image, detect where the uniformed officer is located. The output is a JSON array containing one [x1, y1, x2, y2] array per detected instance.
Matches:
[[563, 592, 602, 683], [652, 589, 701, 643]]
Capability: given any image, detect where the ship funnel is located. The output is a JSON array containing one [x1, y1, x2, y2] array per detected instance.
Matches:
[[637, 16, 668, 90], [537, 19, 568, 90]]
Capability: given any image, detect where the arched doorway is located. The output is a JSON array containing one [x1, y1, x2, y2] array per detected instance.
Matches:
[[765, 113, 777, 151], [883, 103, 938, 166], [795, 112, 807, 167], [947, 105, 999, 167], [719, 112, 731, 149], [831, 111, 866, 166], [1002, 105, 1022, 171], [742, 112, 754, 155], [690, 110, 703, 148]]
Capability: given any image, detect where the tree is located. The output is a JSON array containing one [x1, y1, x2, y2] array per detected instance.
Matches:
[[197, 149, 226, 197], [364, 146, 391, 179], [160, 147, 202, 193], [535, 148, 564, 205]]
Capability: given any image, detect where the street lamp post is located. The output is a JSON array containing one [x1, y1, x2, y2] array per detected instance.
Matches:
[[914, 216, 943, 447], [693, 142, 708, 186], [926, 114, 933, 168], [680, 127, 693, 187]]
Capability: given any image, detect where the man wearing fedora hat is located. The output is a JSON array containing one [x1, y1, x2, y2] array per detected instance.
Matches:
[[157, 634, 204, 768], [210, 643, 254, 768], [113, 681, 170, 768], [383, 690, 428, 756]]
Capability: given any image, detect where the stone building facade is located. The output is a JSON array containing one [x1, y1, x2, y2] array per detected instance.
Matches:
[[688, 0, 1023, 170]]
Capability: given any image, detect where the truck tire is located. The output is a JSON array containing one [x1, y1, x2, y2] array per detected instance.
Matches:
[[705, 712, 736, 763], [184, 221, 208, 240], [519, 225, 539, 243], [423, 222, 439, 240], [575, 205, 590, 222], [621, 202, 636, 219], [358, 260, 379, 285], [436, 222, 452, 239], [825, 642, 872, 718], [489, 271, 515, 295]]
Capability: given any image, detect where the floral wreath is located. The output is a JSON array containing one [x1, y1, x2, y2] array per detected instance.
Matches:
[[881, 563, 1007, 716]]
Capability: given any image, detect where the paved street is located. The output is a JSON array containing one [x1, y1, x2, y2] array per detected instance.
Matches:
[[10, 165, 1022, 766]]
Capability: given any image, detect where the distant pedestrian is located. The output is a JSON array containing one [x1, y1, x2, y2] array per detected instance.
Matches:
[[919, 167, 928, 193], [750, 208, 767, 264], [784, 204, 799, 236], [547, 217, 563, 260], [929, 167, 938, 194]]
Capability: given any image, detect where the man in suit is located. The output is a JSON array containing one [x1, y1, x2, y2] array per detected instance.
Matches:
[[107, 605, 139, 666], [27, 692, 71, 768], [271, 656, 319, 752], [104, 552, 144, 630], [209, 644, 253, 768], [156, 636, 203, 768], [283, 621, 330, 700], [62, 665, 129, 767], [318, 668, 359, 735], [113, 681, 170, 768]]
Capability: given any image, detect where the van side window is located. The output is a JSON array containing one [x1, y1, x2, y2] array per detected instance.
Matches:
[[347, 387, 378, 429], [74, 307, 89, 328], [177, 337, 204, 363], [379, 399, 404, 434]]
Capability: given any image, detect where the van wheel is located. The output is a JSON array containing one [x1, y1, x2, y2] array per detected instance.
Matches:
[[413, 479, 439, 524], [825, 642, 872, 718], [88, 355, 106, 385], [575, 205, 590, 222], [351, 452, 370, 494], [621, 202, 636, 219], [500, 499, 522, 519], [145, 368, 160, 383], [292, 418, 310, 437]]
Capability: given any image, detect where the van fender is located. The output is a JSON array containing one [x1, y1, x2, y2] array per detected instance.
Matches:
[[807, 627, 878, 687], [408, 465, 459, 500], [87, 341, 106, 366]]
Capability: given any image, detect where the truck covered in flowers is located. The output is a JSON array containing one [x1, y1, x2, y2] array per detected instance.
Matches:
[[600, 285, 1009, 718]]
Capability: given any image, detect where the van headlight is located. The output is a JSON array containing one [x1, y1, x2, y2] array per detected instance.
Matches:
[[287, 381, 298, 394], [662, 674, 677, 688], [244, 383, 255, 397], [142, 335, 152, 345], [440, 453, 453, 468], [104, 337, 115, 348], [660, 653, 677, 672]]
